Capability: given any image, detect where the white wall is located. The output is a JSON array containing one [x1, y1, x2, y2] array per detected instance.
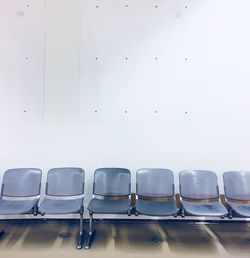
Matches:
[[1, 0, 250, 218]]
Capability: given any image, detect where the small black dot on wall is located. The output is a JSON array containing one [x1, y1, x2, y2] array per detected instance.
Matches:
[[24, 110, 27, 113], [185, 111, 188, 114], [155, 110, 158, 113], [27, 4, 30, 7], [125, 4, 128, 7], [124, 110, 128, 113], [155, 5, 158, 8], [95, 57, 98, 60], [155, 57, 158, 60], [125, 57, 128, 60], [185, 58, 188, 61], [17, 11, 24, 17], [96, 5, 99, 8], [94, 110, 98, 113], [185, 6, 188, 8], [25, 57, 29, 60]]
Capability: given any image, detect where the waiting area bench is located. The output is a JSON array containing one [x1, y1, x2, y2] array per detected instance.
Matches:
[[0, 167, 250, 249]]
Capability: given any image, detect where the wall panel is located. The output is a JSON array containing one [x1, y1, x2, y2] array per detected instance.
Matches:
[[0, 0, 44, 121]]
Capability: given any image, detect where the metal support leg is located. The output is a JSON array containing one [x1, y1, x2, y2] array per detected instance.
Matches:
[[76, 212, 84, 249], [33, 206, 38, 216], [228, 208, 233, 219], [181, 207, 185, 218], [84, 212, 95, 249]]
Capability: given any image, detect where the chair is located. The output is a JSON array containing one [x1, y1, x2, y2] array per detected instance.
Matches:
[[135, 169, 179, 216], [38, 167, 85, 249], [224, 171, 250, 218], [179, 170, 228, 217], [0, 168, 42, 215], [85, 168, 131, 249], [0, 168, 42, 236]]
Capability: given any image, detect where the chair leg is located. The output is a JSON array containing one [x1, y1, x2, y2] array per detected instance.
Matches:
[[84, 212, 95, 249], [181, 207, 185, 218], [76, 212, 84, 249]]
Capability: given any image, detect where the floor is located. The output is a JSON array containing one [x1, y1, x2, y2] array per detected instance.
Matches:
[[0, 220, 250, 258]]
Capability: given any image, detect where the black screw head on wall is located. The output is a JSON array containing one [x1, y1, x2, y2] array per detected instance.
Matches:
[[17, 11, 24, 17]]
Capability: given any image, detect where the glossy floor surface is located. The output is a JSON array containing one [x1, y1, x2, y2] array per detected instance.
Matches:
[[0, 220, 250, 258]]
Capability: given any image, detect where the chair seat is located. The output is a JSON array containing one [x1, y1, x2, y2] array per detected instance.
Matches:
[[38, 198, 83, 214], [228, 202, 250, 217], [88, 198, 130, 214], [182, 200, 228, 217], [136, 199, 178, 216], [0, 199, 38, 215]]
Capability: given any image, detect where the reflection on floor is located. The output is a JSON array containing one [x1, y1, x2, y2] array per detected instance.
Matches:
[[0, 220, 250, 258]]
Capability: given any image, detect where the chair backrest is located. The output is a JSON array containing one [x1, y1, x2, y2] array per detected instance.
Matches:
[[136, 168, 175, 197], [46, 167, 85, 196], [224, 171, 250, 200], [179, 170, 219, 199], [93, 168, 131, 196], [2, 168, 42, 197]]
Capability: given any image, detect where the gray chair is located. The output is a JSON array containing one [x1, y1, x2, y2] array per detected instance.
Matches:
[[179, 170, 228, 217], [38, 167, 85, 249], [85, 168, 131, 249], [224, 171, 250, 218], [0, 168, 42, 215], [0, 168, 42, 236], [135, 169, 179, 216]]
